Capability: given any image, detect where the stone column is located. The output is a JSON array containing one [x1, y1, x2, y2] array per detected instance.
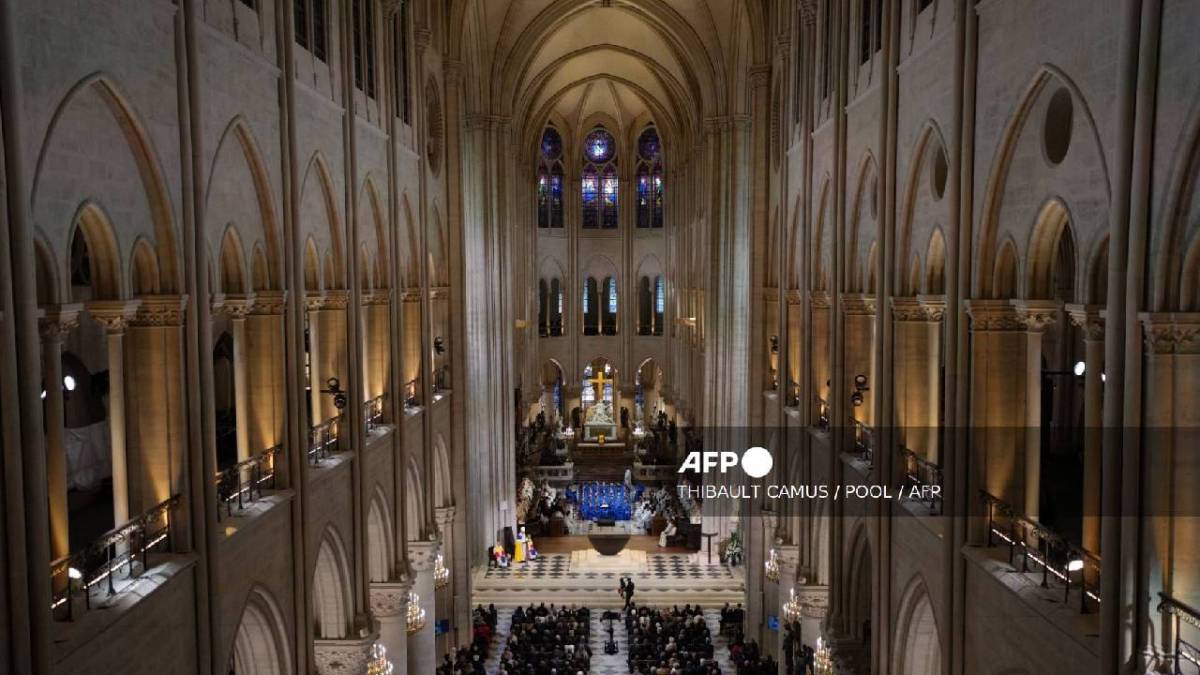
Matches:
[[774, 544, 801, 666], [307, 292, 326, 428], [370, 580, 412, 675], [841, 294, 876, 428], [964, 299, 1056, 526], [246, 291, 287, 454], [407, 539, 439, 675], [434, 505, 459, 649], [224, 295, 256, 464], [1067, 305, 1105, 557], [313, 636, 376, 675], [891, 296, 945, 464], [87, 300, 141, 527], [125, 296, 189, 512], [39, 304, 82, 561]]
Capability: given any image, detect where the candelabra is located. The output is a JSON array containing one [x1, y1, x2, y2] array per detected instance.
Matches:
[[813, 636, 834, 675], [366, 641, 394, 675], [764, 548, 780, 583], [406, 591, 427, 635], [434, 553, 449, 589], [782, 587, 803, 624]]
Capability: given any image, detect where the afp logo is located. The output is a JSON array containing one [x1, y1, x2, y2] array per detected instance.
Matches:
[[678, 446, 773, 478]]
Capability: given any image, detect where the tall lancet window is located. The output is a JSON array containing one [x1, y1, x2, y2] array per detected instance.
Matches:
[[636, 126, 664, 229], [582, 128, 618, 229], [537, 127, 564, 228], [603, 277, 618, 335], [654, 275, 665, 335]]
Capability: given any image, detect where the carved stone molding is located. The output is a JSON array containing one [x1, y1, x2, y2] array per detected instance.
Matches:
[[313, 636, 376, 675], [430, 285, 450, 300], [399, 289, 422, 302], [250, 290, 288, 316], [323, 290, 350, 310], [305, 292, 327, 312], [407, 539, 440, 572], [840, 293, 876, 316], [748, 64, 771, 89], [220, 294, 256, 320], [87, 300, 142, 334], [38, 304, 83, 341], [443, 59, 465, 87], [810, 290, 831, 309], [1012, 300, 1060, 333], [1140, 313, 1200, 355], [434, 505, 456, 529], [965, 299, 1023, 332], [1066, 303, 1105, 341], [369, 580, 413, 619], [785, 289, 802, 304], [775, 544, 801, 572], [131, 295, 189, 327]]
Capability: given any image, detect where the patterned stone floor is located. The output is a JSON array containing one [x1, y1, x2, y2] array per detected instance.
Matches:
[[482, 606, 736, 674]]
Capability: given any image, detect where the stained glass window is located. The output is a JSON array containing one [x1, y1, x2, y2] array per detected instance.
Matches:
[[607, 278, 618, 314], [537, 127, 565, 228], [582, 280, 590, 314], [655, 276, 665, 313], [582, 127, 617, 229], [635, 126, 664, 228]]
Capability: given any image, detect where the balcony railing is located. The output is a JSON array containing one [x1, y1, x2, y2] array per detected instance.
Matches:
[[1158, 593, 1200, 675], [50, 495, 180, 620], [849, 417, 873, 467], [309, 415, 342, 465], [897, 446, 943, 513], [403, 378, 421, 410], [364, 394, 387, 432], [215, 445, 282, 521], [814, 396, 830, 429], [981, 491, 1101, 613]]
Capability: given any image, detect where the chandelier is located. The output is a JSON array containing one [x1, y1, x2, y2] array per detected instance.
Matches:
[[764, 548, 780, 583], [813, 636, 834, 675], [366, 641, 394, 675], [406, 592, 426, 635], [782, 587, 803, 624], [434, 553, 449, 589]]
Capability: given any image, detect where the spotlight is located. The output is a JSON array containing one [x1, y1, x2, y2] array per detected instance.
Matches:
[[41, 389, 47, 400], [1073, 361, 1085, 376], [1067, 559, 1085, 573], [850, 391, 864, 407], [63, 375, 76, 391], [854, 374, 868, 388], [1101, 372, 1106, 383], [68, 567, 83, 580]]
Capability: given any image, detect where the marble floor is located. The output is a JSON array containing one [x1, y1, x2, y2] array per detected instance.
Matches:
[[481, 606, 737, 674]]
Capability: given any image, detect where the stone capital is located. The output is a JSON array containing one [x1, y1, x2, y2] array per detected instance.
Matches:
[[364, 290, 390, 306], [220, 293, 256, 320], [407, 538, 441, 571], [892, 295, 946, 323], [1012, 299, 1060, 333], [399, 289, 422, 302], [809, 290, 831, 309], [840, 293, 876, 316], [250, 290, 288, 316], [131, 294, 188, 327], [313, 635, 377, 675], [414, 27, 431, 52], [369, 580, 413, 618], [1140, 312, 1200, 355], [430, 285, 450, 300], [38, 303, 84, 341], [434, 505, 456, 528], [305, 292, 326, 312], [748, 64, 771, 88], [1066, 303, 1105, 341], [775, 544, 801, 571], [380, 0, 404, 19], [323, 290, 350, 310], [87, 299, 142, 334]]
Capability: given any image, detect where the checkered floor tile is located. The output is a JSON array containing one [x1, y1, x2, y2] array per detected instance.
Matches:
[[482, 553, 734, 582]]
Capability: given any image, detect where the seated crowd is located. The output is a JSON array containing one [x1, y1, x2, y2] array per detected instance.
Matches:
[[437, 605, 499, 675], [728, 633, 778, 675], [496, 603, 592, 674], [625, 604, 721, 674]]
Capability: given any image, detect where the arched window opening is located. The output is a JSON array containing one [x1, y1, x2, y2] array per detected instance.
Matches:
[[393, 4, 410, 123], [537, 279, 549, 337], [636, 126, 664, 229], [583, 277, 599, 335], [582, 128, 618, 229], [638, 276, 653, 335], [351, 0, 377, 97], [549, 278, 563, 336], [213, 332, 238, 470], [603, 276, 618, 335], [295, 0, 328, 61], [654, 276, 665, 335], [538, 127, 564, 228]]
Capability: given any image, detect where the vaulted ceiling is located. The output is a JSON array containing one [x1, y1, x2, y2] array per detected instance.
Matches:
[[450, 0, 768, 154]]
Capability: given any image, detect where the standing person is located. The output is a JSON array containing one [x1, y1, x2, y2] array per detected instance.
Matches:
[[624, 577, 635, 608], [619, 577, 627, 605]]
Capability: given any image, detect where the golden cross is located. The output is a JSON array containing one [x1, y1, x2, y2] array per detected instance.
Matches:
[[589, 369, 615, 400]]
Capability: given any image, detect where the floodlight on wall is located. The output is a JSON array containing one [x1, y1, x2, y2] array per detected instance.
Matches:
[[63, 375, 76, 391], [1067, 558, 1085, 572], [67, 567, 82, 580], [41, 389, 47, 400], [1101, 372, 1107, 383], [1073, 361, 1086, 376], [321, 377, 348, 411], [850, 391, 864, 407]]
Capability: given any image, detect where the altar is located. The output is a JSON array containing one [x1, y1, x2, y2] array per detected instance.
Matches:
[[582, 399, 618, 442]]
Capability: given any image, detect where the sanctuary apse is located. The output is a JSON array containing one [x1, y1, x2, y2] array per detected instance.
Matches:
[[0, 1, 1198, 675]]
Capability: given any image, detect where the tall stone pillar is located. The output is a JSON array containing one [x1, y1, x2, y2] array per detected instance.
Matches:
[[39, 304, 82, 560], [307, 292, 326, 428], [87, 300, 141, 527], [773, 544, 801, 666], [407, 539, 439, 675], [1067, 305, 1105, 557], [434, 505, 460, 649], [246, 291, 287, 454], [224, 295, 255, 464], [891, 296, 945, 463], [125, 296, 189, 513], [841, 294, 876, 428], [964, 299, 1056, 526], [370, 580, 412, 675]]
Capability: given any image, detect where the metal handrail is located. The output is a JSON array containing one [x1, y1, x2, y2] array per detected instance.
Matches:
[[981, 491, 1102, 613], [403, 378, 420, 409], [1159, 593, 1200, 675], [309, 415, 342, 465], [215, 445, 282, 520], [897, 446, 943, 513], [849, 417, 873, 466], [364, 394, 387, 432], [50, 495, 180, 620], [814, 396, 830, 429]]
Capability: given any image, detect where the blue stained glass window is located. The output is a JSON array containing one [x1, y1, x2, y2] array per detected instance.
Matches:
[[655, 276, 665, 313], [582, 281, 590, 314], [636, 125, 664, 228], [608, 278, 618, 314], [585, 129, 614, 162], [542, 126, 563, 160], [538, 127, 565, 228]]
